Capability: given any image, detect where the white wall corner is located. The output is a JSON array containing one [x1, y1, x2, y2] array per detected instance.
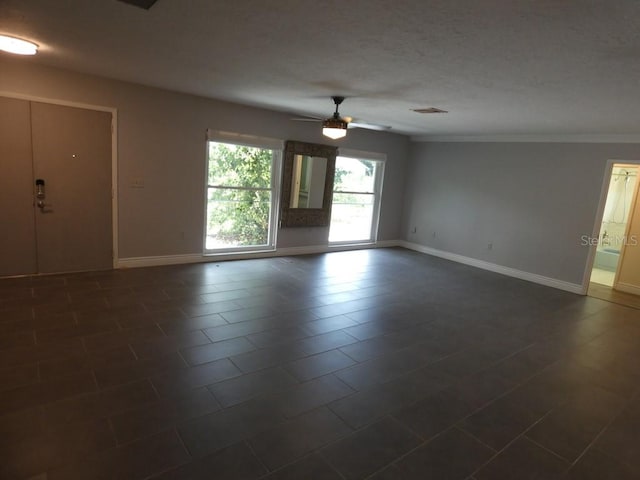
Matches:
[[399, 241, 585, 295]]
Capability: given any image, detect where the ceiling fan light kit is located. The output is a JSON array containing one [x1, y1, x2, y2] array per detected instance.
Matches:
[[293, 96, 388, 139], [322, 96, 348, 139], [322, 117, 348, 139]]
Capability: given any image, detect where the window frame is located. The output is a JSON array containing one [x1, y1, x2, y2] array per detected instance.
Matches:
[[203, 130, 282, 255]]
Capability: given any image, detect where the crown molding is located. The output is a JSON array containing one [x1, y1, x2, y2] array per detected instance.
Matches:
[[410, 134, 640, 144]]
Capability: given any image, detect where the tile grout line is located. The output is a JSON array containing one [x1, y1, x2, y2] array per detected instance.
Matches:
[[466, 398, 575, 477], [132, 427, 196, 479], [316, 448, 349, 480], [364, 424, 451, 476], [567, 388, 640, 470], [453, 425, 499, 455], [244, 439, 273, 477], [524, 435, 576, 464]]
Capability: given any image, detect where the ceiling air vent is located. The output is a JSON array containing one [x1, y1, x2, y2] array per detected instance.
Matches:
[[117, 0, 159, 10], [412, 107, 448, 114]]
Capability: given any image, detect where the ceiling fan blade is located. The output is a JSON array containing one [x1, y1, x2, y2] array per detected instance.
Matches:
[[291, 98, 391, 134], [291, 115, 323, 122], [348, 121, 391, 131]]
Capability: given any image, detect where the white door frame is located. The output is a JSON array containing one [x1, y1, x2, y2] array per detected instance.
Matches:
[[0, 91, 118, 268], [582, 158, 640, 294]]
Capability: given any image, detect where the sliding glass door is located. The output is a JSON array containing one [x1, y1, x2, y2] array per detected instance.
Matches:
[[329, 155, 384, 244]]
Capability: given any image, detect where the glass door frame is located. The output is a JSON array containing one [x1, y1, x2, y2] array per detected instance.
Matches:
[[329, 149, 386, 246]]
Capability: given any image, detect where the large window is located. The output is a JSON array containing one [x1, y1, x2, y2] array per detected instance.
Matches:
[[205, 132, 281, 253], [329, 155, 385, 244]]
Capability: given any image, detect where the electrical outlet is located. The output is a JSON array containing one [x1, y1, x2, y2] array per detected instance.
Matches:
[[432, 231, 436, 238], [488, 242, 493, 250], [411, 226, 417, 234], [130, 179, 145, 188]]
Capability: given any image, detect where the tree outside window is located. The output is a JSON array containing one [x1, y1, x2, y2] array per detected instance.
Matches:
[[206, 142, 275, 250]]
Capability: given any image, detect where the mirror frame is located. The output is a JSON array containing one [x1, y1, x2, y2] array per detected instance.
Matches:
[[280, 140, 337, 227]]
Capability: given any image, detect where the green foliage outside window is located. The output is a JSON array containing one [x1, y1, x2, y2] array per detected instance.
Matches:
[[333, 158, 376, 204], [329, 157, 379, 243], [206, 142, 273, 248]]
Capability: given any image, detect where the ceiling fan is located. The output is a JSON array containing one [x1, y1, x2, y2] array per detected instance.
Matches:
[[292, 96, 391, 139]]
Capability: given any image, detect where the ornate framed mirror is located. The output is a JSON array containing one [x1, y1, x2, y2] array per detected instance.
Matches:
[[280, 140, 337, 227]]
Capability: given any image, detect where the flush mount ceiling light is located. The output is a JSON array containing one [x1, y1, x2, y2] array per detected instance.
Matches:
[[0, 35, 38, 55], [322, 96, 348, 139]]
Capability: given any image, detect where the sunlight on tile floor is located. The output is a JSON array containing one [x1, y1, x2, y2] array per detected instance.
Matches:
[[590, 268, 615, 287]]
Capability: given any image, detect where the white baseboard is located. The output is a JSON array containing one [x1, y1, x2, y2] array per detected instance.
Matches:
[[399, 241, 584, 295], [117, 240, 583, 294], [116, 240, 400, 269], [116, 254, 206, 268], [373, 240, 401, 248], [613, 282, 640, 296]]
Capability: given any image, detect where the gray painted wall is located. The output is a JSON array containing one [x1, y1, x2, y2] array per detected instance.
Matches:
[[8, 55, 640, 288], [0, 57, 409, 259], [403, 142, 640, 285]]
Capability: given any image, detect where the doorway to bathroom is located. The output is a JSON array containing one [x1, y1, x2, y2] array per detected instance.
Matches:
[[589, 163, 639, 289]]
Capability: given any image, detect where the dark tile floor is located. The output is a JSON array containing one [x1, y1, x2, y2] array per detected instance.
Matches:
[[1, 247, 639, 479]]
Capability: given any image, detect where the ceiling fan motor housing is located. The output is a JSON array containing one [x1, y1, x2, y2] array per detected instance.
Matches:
[[323, 116, 347, 129], [325, 96, 348, 126]]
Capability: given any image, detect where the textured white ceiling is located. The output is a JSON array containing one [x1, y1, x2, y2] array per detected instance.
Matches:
[[2, 0, 640, 138]]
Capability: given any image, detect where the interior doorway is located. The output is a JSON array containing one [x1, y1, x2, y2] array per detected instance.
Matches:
[[590, 164, 639, 287], [0, 97, 114, 277]]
